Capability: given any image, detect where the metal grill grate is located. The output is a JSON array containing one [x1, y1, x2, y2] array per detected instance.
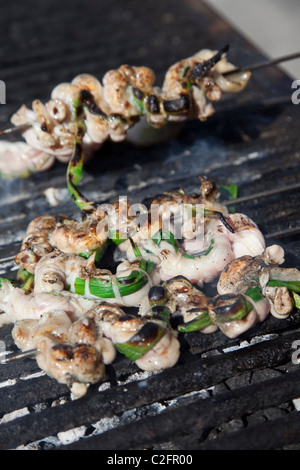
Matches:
[[0, 0, 300, 450]]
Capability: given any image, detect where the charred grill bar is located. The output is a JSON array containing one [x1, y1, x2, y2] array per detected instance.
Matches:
[[0, 0, 300, 450]]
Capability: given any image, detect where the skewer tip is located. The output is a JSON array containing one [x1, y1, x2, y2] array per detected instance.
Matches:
[[0, 348, 38, 364], [0, 124, 31, 136], [224, 50, 300, 77]]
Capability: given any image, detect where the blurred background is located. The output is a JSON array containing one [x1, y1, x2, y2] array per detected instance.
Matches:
[[205, 0, 300, 78]]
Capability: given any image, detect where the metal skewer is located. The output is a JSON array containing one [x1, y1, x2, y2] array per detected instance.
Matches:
[[0, 255, 16, 263], [224, 51, 300, 76], [265, 226, 300, 239], [223, 181, 300, 206], [0, 51, 299, 135], [0, 123, 31, 136], [0, 124, 31, 136], [0, 348, 39, 364]]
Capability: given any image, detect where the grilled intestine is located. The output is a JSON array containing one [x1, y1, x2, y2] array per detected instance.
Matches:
[[33, 249, 153, 308], [14, 212, 109, 274], [0, 280, 97, 326], [147, 274, 270, 339], [11, 302, 179, 397], [217, 245, 300, 320], [119, 209, 266, 286], [12, 309, 116, 398], [1, 176, 299, 396], [0, 46, 251, 178]]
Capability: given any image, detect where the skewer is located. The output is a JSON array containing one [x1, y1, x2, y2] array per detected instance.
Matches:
[[0, 255, 16, 263], [1, 51, 299, 136], [0, 348, 38, 364], [0, 124, 30, 136], [223, 181, 300, 206], [265, 226, 300, 239], [224, 51, 300, 76], [0, 181, 299, 266]]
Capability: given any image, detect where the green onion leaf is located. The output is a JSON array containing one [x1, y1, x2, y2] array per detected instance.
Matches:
[[130, 87, 145, 114], [152, 229, 179, 250], [71, 269, 149, 299], [292, 292, 300, 309], [178, 310, 212, 333], [245, 286, 264, 302], [16, 268, 34, 294], [0, 277, 14, 289], [78, 240, 109, 263], [109, 229, 128, 245], [219, 184, 239, 201], [214, 295, 253, 323], [267, 279, 300, 292], [182, 237, 214, 259], [115, 322, 166, 361]]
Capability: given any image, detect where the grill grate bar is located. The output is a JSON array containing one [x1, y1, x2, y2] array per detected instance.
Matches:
[[61, 366, 300, 450], [0, 330, 298, 449], [223, 182, 300, 206], [197, 411, 300, 450], [265, 226, 300, 239]]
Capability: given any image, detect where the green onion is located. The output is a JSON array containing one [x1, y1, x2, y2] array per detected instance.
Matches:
[[0, 277, 14, 288], [179, 66, 192, 90], [178, 310, 212, 333], [213, 295, 253, 323], [115, 321, 166, 361], [148, 285, 171, 324], [109, 229, 128, 245], [78, 240, 109, 263], [129, 237, 143, 258], [70, 269, 149, 299], [245, 286, 264, 302], [66, 138, 96, 213], [182, 237, 214, 259], [267, 279, 300, 292], [152, 229, 214, 260], [124, 238, 154, 275], [71, 97, 84, 121], [152, 229, 179, 250], [292, 292, 300, 309], [67, 138, 84, 186], [66, 98, 96, 213], [130, 87, 145, 114], [219, 184, 238, 201], [16, 268, 34, 294], [148, 285, 168, 308], [145, 260, 156, 274], [152, 307, 171, 324]]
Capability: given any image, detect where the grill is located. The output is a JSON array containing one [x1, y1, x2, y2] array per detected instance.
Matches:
[[0, 0, 300, 451]]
